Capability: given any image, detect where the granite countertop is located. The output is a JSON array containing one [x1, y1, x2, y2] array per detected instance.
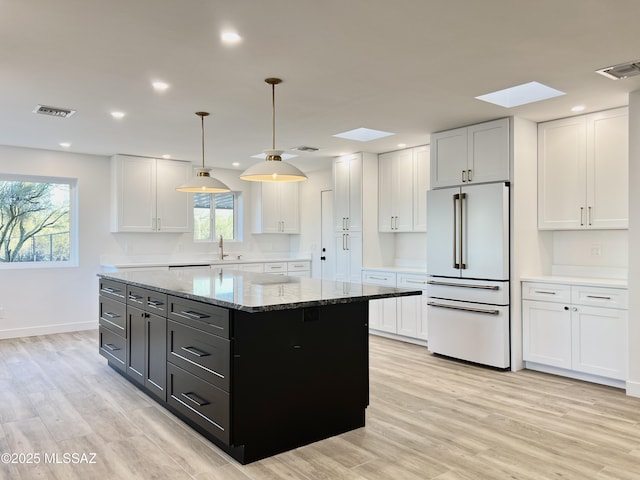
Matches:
[[520, 275, 628, 289], [98, 268, 421, 312]]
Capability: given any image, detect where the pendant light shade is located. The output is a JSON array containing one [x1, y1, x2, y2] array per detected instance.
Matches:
[[176, 112, 230, 193], [240, 78, 307, 182]]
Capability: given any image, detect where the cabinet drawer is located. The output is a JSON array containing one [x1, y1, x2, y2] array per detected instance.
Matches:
[[264, 262, 287, 274], [126, 285, 168, 315], [287, 261, 310, 272], [362, 271, 397, 286], [99, 278, 127, 301], [397, 273, 429, 290], [99, 296, 127, 335], [571, 286, 628, 309], [99, 326, 126, 370], [168, 296, 230, 339], [428, 277, 509, 305], [238, 263, 264, 273], [521, 282, 571, 303], [167, 363, 230, 445], [167, 320, 230, 391]]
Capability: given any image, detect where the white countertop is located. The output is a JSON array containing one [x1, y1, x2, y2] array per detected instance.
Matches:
[[520, 275, 627, 289], [100, 255, 311, 269], [362, 266, 428, 275]]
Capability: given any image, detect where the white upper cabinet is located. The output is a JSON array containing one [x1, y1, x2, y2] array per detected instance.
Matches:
[[538, 107, 628, 230], [333, 153, 362, 232], [111, 155, 193, 233], [430, 118, 510, 189], [378, 145, 429, 232], [251, 182, 300, 234]]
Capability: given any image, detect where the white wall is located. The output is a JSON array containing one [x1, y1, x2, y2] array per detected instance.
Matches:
[[627, 90, 640, 397], [552, 230, 628, 275]]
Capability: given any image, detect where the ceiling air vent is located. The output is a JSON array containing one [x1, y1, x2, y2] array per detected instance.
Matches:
[[596, 60, 640, 80], [293, 145, 319, 152], [32, 104, 77, 118]]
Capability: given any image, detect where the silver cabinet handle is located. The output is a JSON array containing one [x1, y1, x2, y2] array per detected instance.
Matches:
[[427, 280, 499, 290], [461, 170, 467, 183], [157, 218, 161, 231], [588, 206, 592, 226], [586, 295, 612, 300], [404, 280, 428, 285], [427, 301, 499, 316], [580, 207, 584, 226], [180, 346, 209, 357], [534, 290, 556, 295], [346, 217, 350, 230], [180, 392, 209, 407], [103, 343, 120, 351], [467, 169, 472, 182], [368, 276, 390, 281]]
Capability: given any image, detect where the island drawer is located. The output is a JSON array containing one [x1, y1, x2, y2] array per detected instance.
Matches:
[[168, 296, 229, 339], [126, 285, 168, 315], [99, 278, 127, 302], [167, 320, 230, 391], [167, 363, 230, 445], [99, 326, 126, 371], [99, 296, 127, 335]]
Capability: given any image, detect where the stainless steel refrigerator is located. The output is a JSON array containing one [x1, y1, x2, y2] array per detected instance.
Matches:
[[426, 182, 510, 368]]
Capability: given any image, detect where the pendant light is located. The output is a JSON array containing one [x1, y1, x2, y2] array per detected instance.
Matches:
[[176, 112, 230, 193], [240, 78, 308, 182]]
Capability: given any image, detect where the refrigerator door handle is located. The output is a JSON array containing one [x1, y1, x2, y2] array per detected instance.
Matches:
[[452, 193, 460, 269], [427, 280, 500, 290], [427, 301, 499, 316], [459, 192, 467, 269]]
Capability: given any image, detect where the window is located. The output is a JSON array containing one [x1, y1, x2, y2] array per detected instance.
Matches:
[[194, 192, 237, 241], [0, 174, 77, 267]]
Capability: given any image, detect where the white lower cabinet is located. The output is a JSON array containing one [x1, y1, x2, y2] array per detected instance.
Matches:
[[522, 281, 627, 385], [363, 270, 428, 344]]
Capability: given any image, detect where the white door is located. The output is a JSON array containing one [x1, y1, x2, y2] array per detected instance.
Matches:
[[522, 300, 572, 369], [426, 186, 460, 277], [467, 118, 510, 184], [156, 159, 193, 232], [321, 190, 335, 280], [430, 127, 467, 188]]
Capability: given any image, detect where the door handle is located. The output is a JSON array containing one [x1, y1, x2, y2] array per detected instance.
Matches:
[[452, 193, 459, 269], [467, 169, 472, 182], [459, 192, 466, 269]]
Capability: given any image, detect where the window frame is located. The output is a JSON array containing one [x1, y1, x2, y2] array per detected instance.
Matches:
[[193, 191, 240, 243], [0, 173, 78, 269]]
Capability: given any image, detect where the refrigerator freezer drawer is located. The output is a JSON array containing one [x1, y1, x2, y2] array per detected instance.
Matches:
[[427, 299, 510, 368], [427, 277, 509, 305]]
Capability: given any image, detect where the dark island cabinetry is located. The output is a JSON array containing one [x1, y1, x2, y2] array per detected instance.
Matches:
[[97, 270, 419, 464]]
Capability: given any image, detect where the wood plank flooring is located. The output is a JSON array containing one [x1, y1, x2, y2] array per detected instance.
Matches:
[[1, 330, 639, 479]]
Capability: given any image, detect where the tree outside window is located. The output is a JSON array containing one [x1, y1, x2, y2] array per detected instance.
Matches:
[[0, 176, 75, 265], [194, 192, 236, 242]]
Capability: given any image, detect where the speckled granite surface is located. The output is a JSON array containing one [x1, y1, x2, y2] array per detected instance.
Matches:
[[98, 268, 421, 312]]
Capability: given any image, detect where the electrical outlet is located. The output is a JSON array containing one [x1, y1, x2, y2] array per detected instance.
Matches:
[[590, 245, 602, 257]]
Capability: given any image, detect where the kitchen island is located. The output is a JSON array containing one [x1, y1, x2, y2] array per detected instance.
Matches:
[[97, 268, 420, 464]]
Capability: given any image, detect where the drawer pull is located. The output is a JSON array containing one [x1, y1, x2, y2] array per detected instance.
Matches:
[[104, 312, 120, 318], [101, 317, 125, 331], [368, 276, 390, 281], [404, 280, 428, 285], [428, 280, 499, 290], [128, 294, 143, 301], [181, 392, 209, 407], [101, 287, 121, 294], [586, 295, 612, 300], [179, 310, 209, 320], [181, 346, 210, 357], [427, 301, 499, 316], [103, 343, 120, 352], [147, 300, 164, 307], [534, 290, 556, 295]]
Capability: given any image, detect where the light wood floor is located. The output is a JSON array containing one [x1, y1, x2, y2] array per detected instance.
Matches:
[[1, 330, 639, 480]]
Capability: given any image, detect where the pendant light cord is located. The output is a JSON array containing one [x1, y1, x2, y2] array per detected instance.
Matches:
[[271, 81, 276, 150], [201, 114, 205, 169]]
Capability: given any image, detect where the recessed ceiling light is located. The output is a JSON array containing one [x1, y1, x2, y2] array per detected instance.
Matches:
[[397, 143, 407, 148], [111, 111, 125, 119], [152, 81, 169, 91], [232, 162, 240, 167], [571, 105, 585, 112], [162, 154, 171, 159], [333, 127, 395, 142], [250, 152, 297, 160], [59, 142, 71, 148], [221, 31, 241, 44], [475, 81, 565, 108]]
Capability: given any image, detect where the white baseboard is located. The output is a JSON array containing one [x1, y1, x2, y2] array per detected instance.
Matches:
[[626, 380, 640, 398], [0, 321, 97, 340]]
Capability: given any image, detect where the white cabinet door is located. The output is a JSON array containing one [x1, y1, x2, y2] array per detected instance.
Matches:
[[111, 155, 192, 233], [430, 127, 467, 188], [334, 232, 362, 283], [413, 145, 430, 232], [467, 118, 510, 185], [522, 300, 572, 369], [571, 305, 627, 380], [279, 183, 300, 233], [538, 116, 587, 229], [379, 298, 398, 333], [368, 299, 383, 330], [397, 295, 419, 337], [155, 159, 193, 232], [378, 152, 394, 232], [252, 182, 300, 234], [587, 108, 628, 229], [333, 153, 362, 232]]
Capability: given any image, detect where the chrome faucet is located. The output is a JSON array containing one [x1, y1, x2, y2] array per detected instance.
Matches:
[[218, 235, 228, 260]]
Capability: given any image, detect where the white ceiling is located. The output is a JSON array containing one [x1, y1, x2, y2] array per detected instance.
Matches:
[[2, 0, 639, 174]]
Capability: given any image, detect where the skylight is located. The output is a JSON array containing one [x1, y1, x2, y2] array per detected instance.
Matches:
[[333, 127, 395, 142], [475, 81, 565, 108]]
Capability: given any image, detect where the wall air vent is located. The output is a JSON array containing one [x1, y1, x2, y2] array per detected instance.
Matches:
[[293, 145, 319, 152], [32, 104, 77, 118], [596, 60, 640, 80]]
